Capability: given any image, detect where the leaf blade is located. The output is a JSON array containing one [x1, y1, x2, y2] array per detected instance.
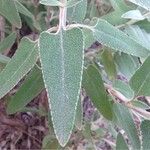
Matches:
[[39, 28, 84, 146]]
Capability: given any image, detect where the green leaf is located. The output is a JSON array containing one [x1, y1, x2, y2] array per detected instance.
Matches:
[[131, 100, 150, 109], [121, 10, 145, 20], [15, 0, 34, 20], [113, 80, 134, 100], [39, 28, 84, 147], [40, 0, 63, 6], [101, 49, 117, 80], [67, 0, 87, 23], [67, 0, 82, 8], [113, 103, 141, 149], [92, 19, 150, 58], [141, 120, 150, 150], [128, 0, 150, 11], [0, 32, 16, 53], [6, 66, 44, 114], [0, 38, 38, 100], [125, 25, 150, 51], [114, 52, 140, 80], [0, 54, 10, 64], [82, 65, 113, 120], [0, 0, 21, 28], [82, 28, 95, 49], [75, 96, 83, 130], [130, 56, 150, 96], [102, 0, 130, 25], [116, 133, 129, 150]]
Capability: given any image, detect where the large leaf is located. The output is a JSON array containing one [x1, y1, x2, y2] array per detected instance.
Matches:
[[0, 32, 16, 53], [0, 0, 21, 28], [67, 0, 87, 23], [7, 66, 44, 114], [128, 0, 150, 11], [130, 56, 150, 96], [39, 28, 84, 146], [113, 103, 141, 149], [116, 133, 129, 150], [92, 19, 150, 57], [0, 38, 38, 100], [82, 65, 113, 120], [141, 120, 150, 150]]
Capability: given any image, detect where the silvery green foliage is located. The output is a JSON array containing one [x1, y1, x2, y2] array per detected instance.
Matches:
[[0, 0, 150, 149]]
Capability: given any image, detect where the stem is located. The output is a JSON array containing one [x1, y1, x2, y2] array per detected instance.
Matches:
[[58, 0, 67, 32]]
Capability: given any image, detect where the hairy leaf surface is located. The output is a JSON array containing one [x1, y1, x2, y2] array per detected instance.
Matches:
[[39, 28, 84, 146]]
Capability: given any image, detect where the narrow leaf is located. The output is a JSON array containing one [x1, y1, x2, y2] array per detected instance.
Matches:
[[40, 0, 63, 6], [101, 49, 117, 80], [82, 65, 113, 120], [0, 32, 16, 53], [7, 66, 44, 114], [113, 103, 141, 149], [130, 56, 150, 96], [0, 54, 10, 64], [39, 28, 84, 147], [0, 38, 39, 100], [116, 133, 129, 150], [0, 0, 21, 28], [128, 0, 150, 11], [92, 19, 150, 57], [141, 120, 150, 150]]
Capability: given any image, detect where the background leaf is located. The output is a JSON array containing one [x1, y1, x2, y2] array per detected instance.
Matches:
[[0, 0, 21, 28], [92, 19, 150, 58], [0, 38, 38, 100], [113, 103, 141, 149], [141, 120, 150, 150], [116, 133, 129, 150], [6, 66, 44, 114], [130, 56, 150, 96], [82, 65, 113, 120]]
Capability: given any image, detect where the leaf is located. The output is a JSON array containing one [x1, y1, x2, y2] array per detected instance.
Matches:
[[0, 0, 21, 28], [67, 0, 82, 8], [92, 19, 150, 58], [82, 65, 113, 120], [141, 120, 150, 150], [114, 52, 140, 80], [67, 0, 87, 23], [0, 32, 16, 53], [102, 0, 130, 25], [15, 0, 34, 20], [121, 10, 145, 20], [6, 66, 44, 114], [131, 100, 150, 109], [116, 133, 129, 150], [42, 134, 59, 150], [130, 56, 150, 96], [82, 28, 95, 49], [101, 49, 117, 80], [39, 28, 84, 147], [0, 54, 10, 64], [113, 80, 134, 100], [40, 0, 63, 6], [75, 96, 83, 130], [113, 103, 141, 149], [0, 38, 38, 100], [128, 0, 150, 11], [125, 25, 150, 50]]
